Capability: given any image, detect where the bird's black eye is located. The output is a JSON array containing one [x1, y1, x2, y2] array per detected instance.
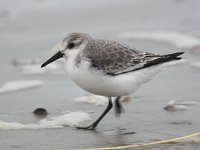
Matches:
[[68, 43, 75, 49]]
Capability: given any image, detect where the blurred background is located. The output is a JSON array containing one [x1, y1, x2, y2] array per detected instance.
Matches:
[[0, 0, 200, 150]]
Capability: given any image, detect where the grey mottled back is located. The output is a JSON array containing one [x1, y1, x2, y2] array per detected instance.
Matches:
[[81, 39, 158, 75]]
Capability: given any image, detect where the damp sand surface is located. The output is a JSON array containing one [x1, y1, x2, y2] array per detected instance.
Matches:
[[0, 0, 200, 149]]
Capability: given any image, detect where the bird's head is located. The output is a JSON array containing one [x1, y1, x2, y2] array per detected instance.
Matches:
[[41, 32, 91, 68]]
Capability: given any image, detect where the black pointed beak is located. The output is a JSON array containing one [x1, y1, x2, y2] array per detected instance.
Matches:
[[41, 51, 64, 68]]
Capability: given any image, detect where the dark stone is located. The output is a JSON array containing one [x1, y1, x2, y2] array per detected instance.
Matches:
[[33, 108, 48, 116]]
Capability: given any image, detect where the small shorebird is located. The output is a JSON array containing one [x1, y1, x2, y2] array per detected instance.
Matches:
[[41, 32, 184, 130]]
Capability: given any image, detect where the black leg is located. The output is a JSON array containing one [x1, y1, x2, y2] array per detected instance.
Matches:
[[77, 97, 113, 130], [115, 96, 124, 116]]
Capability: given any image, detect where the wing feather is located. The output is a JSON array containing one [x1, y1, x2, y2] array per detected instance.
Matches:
[[83, 39, 182, 76]]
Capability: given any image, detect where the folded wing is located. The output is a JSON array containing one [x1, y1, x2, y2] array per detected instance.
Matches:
[[84, 40, 184, 76]]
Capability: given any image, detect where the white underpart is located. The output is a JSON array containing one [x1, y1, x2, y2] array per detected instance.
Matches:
[[64, 48, 175, 97], [120, 31, 200, 48]]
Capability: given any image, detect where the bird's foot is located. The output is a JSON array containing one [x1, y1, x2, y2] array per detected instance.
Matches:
[[76, 124, 97, 130], [115, 104, 125, 115], [115, 98, 125, 117]]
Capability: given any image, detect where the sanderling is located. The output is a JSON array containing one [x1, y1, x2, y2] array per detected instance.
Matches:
[[41, 32, 184, 130]]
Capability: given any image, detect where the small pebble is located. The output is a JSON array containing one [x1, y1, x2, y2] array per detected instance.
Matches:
[[33, 108, 48, 116], [164, 100, 188, 111]]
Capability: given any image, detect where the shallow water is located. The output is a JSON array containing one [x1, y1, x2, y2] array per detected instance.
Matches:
[[0, 0, 200, 150]]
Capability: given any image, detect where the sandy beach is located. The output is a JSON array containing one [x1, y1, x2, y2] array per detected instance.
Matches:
[[0, 0, 200, 149]]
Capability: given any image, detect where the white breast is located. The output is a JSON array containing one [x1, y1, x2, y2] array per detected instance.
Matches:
[[64, 54, 161, 97]]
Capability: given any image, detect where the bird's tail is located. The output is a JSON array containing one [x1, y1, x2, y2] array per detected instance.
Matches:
[[114, 52, 184, 75], [162, 52, 184, 60], [143, 52, 184, 68]]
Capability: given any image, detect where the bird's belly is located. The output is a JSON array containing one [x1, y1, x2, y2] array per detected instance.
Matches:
[[71, 73, 134, 97], [66, 62, 160, 97]]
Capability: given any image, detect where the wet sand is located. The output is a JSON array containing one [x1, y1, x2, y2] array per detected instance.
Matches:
[[0, 0, 200, 149]]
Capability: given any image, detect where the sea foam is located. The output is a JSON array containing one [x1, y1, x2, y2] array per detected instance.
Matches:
[[0, 80, 44, 93], [74, 95, 108, 106], [21, 63, 64, 75], [0, 112, 90, 130], [120, 31, 200, 48]]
